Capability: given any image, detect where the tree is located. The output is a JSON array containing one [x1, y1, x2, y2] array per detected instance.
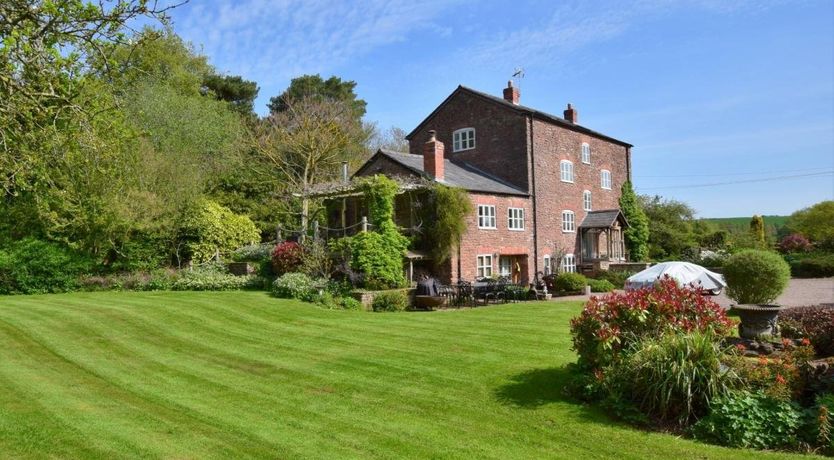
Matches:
[[368, 125, 410, 153], [619, 181, 649, 261], [254, 97, 369, 233], [749, 215, 766, 248], [203, 73, 259, 117], [267, 74, 366, 120], [639, 195, 699, 260], [0, 0, 176, 197], [785, 200, 834, 250]]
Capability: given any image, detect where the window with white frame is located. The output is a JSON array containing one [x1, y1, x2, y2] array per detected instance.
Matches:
[[507, 207, 524, 230], [560, 160, 574, 183], [583, 190, 592, 211], [543, 255, 552, 275], [581, 143, 591, 164], [477, 255, 493, 278], [452, 128, 475, 152], [601, 170, 612, 190], [499, 257, 512, 277], [477, 204, 496, 229], [562, 210, 575, 232], [561, 254, 576, 273]]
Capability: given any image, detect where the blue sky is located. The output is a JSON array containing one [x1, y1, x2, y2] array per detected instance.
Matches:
[[166, 0, 833, 218]]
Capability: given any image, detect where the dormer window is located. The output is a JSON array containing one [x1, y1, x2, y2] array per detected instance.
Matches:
[[452, 128, 475, 152], [581, 143, 591, 164]]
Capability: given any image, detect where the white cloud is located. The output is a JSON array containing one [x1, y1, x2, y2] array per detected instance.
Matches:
[[460, 0, 788, 69], [172, 0, 465, 88]]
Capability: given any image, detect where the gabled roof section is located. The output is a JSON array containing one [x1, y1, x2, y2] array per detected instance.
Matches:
[[356, 149, 528, 197], [405, 85, 633, 148], [579, 209, 629, 229]]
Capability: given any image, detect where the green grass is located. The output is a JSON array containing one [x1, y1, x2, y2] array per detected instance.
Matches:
[[0, 292, 813, 459]]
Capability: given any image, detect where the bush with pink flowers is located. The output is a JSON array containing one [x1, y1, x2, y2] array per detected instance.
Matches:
[[570, 276, 735, 370]]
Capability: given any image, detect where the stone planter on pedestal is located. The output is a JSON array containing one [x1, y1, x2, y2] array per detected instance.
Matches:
[[731, 304, 786, 339]]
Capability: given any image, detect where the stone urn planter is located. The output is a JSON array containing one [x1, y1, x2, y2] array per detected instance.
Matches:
[[731, 304, 786, 339]]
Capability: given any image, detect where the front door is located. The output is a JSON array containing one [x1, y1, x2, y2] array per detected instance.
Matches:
[[499, 256, 524, 284]]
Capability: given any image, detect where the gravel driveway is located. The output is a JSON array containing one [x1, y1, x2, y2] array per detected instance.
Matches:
[[713, 277, 834, 309]]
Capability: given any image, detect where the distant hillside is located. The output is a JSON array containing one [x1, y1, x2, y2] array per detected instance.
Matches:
[[701, 216, 789, 238], [702, 215, 788, 229]]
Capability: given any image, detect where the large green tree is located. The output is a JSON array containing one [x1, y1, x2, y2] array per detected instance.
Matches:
[[203, 73, 259, 118], [619, 181, 649, 261], [785, 200, 834, 250], [639, 195, 699, 260], [0, 0, 173, 197], [267, 74, 366, 120]]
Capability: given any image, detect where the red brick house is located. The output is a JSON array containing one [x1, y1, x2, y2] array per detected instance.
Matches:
[[316, 82, 633, 284]]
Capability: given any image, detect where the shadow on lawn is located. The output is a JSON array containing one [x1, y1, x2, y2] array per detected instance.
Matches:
[[494, 366, 575, 408]]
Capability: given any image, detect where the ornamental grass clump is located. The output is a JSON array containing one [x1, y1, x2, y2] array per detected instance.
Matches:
[[608, 331, 739, 425], [723, 249, 790, 305], [570, 276, 734, 370]]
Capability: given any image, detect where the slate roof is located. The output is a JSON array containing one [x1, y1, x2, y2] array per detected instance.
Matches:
[[363, 149, 528, 196], [579, 209, 629, 229], [405, 85, 632, 148]]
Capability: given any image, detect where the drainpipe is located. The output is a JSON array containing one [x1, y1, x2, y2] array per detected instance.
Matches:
[[528, 114, 538, 282]]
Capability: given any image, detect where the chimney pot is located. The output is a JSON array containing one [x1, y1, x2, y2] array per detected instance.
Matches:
[[503, 80, 520, 105], [423, 130, 445, 181], [564, 103, 578, 124]]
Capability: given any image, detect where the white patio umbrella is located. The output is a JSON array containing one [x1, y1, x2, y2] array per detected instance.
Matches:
[[625, 261, 726, 293]]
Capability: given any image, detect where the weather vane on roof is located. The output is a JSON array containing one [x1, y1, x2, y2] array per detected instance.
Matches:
[[512, 67, 525, 89]]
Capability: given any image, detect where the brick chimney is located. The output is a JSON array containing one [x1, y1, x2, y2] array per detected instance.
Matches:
[[563, 103, 578, 124], [503, 80, 519, 105], [423, 130, 444, 181]]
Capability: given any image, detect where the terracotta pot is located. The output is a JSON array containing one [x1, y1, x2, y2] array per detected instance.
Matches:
[[731, 304, 785, 339]]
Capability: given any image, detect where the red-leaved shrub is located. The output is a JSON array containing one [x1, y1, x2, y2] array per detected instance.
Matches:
[[780, 306, 834, 357], [271, 241, 304, 275], [779, 233, 812, 254], [570, 276, 735, 370]]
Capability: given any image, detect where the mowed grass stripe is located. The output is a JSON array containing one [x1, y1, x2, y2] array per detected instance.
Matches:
[[0, 292, 815, 459], [16, 294, 552, 456], [0, 297, 527, 457]]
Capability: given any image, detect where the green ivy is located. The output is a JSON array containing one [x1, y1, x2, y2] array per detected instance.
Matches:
[[619, 181, 649, 261], [338, 175, 409, 290], [426, 184, 472, 265]]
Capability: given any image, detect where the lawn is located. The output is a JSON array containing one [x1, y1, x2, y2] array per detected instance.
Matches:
[[0, 292, 814, 459]]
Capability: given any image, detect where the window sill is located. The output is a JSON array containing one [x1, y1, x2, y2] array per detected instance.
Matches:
[[508, 228, 525, 232], [560, 180, 574, 184], [453, 146, 475, 153], [478, 227, 497, 230]]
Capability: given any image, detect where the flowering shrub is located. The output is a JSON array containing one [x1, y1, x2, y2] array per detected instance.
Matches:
[[779, 233, 812, 253], [271, 241, 304, 275], [725, 339, 816, 401], [781, 306, 834, 357], [272, 272, 317, 300], [570, 276, 734, 370]]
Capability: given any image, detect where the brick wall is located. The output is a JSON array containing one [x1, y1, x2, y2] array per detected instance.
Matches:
[[530, 118, 630, 271], [448, 193, 535, 283], [408, 91, 530, 191]]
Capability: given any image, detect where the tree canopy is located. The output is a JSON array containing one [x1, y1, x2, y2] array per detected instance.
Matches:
[[267, 74, 366, 120]]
